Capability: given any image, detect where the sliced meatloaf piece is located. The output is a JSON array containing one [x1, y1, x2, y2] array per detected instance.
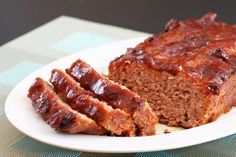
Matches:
[[66, 59, 158, 136], [28, 77, 105, 134], [50, 69, 135, 136], [108, 13, 236, 128]]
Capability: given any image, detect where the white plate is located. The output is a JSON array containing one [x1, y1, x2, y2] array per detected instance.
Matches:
[[5, 37, 236, 153]]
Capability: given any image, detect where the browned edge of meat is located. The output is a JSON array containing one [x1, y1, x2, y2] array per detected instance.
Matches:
[[27, 77, 105, 135], [66, 59, 158, 136], [50, 69, 136, 136], [108, 13, 236, 128]]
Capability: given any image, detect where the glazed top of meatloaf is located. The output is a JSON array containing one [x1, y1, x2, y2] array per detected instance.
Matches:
[[109, 13, 236, 95]]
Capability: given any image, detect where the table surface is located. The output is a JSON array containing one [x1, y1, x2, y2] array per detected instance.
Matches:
[[1, 0, 236, 46]]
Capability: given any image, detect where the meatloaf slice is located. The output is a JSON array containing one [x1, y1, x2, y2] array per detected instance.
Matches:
[[66, 59, 158, 136], [28, 77, 105, 134], [50, 69, 135, 136], [108, 13, 236, 128]]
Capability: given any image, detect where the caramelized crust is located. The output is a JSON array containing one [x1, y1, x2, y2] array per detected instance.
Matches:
[[110, 13, 236, 95], [50, 69, 135, 136], [28, 78, 105, 134], [66, 59, 158, 136]]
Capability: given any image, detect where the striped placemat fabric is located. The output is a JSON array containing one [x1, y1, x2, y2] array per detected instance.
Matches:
[[1, 16, 236, 157]]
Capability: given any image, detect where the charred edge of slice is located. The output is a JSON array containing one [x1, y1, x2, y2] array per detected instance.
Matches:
[[27, 77, 105, 135], [66, 59, 158, 136], [50, 69, 136, 136]]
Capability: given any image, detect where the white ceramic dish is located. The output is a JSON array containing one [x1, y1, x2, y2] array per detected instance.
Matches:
[[5, 37, 236, 153]]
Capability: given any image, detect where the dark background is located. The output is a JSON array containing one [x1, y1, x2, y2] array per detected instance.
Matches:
[[1, 0, 235, 45]]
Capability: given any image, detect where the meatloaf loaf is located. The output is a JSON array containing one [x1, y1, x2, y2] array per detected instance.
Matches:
[[108, 13, 236, 128]]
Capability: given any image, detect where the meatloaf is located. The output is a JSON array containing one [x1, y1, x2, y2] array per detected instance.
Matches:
[[50, 69, 135, 136], [66, 59, 158, 135], [108, 13, 236, 128], [28, 78, 105, 134]]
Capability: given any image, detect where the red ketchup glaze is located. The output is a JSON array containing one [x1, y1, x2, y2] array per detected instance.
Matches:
[[110, 13, 236, 95], [50, 70, 107, 122], [28, 78, 51, 116], [48, 107, 75, 130], [66, 61, 145, 114], [28, 78, 76, 130]]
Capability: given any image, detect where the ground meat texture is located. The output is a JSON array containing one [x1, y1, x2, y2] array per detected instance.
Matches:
[[28, 78, 105, 134], [108, 13, 236, 128], [66, 59, 158, 136], [50, 69, 135, 136]]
